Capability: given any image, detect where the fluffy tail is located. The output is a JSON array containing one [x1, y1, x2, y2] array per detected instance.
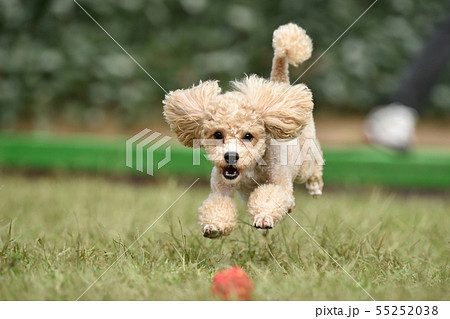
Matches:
[[270, 23, 312, 84]]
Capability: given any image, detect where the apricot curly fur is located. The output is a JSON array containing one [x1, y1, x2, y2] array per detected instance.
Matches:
[[163, 23, 323, 238]]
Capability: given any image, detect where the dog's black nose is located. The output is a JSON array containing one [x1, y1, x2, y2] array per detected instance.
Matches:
[[224, 152, 239, 165]]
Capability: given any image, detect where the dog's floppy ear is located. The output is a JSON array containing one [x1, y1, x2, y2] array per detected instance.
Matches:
[[163, 81, 221, 147], [232, 75, 313, 139]]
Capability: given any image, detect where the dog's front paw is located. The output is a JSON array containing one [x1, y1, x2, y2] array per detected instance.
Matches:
[[203, 224, 223, 239], [253, 215, 274, 229]]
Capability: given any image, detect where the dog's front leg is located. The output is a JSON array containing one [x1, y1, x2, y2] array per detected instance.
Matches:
[[247, 170, 295, 229], [199, 168, 237, 238]]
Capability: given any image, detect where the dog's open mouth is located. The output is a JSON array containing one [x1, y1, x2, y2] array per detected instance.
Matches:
[[223, 166, 240, 180]]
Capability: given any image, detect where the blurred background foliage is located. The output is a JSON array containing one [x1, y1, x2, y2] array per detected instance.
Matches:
[[0, 0, 449, 130]]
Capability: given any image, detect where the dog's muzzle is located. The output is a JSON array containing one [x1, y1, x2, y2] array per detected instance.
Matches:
[[223, 152, 240, 180], [223, 166, 240, 180], [224, 152, 239, 165]]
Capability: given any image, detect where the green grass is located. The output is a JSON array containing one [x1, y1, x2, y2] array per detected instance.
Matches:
[[1, 132, 450, 189], [0, 173, 448, 300]]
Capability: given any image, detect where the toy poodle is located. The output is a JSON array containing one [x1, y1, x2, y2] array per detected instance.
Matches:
[[163, 23, 323, 238]]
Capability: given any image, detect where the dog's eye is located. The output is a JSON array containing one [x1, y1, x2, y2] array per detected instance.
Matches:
[[213, 131, 223, 140], [243, 133, 253, 141]]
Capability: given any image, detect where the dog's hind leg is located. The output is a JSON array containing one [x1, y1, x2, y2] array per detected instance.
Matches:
[[305, 164, 323, 198]]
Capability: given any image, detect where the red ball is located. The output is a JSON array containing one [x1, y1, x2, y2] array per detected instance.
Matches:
[[211, 266, 254, 301]]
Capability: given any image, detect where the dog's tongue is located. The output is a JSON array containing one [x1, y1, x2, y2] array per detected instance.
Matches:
[[223, 166, 239, 180]]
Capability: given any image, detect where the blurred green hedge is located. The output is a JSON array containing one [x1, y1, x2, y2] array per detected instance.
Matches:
[[0, 0, 449, 129]]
